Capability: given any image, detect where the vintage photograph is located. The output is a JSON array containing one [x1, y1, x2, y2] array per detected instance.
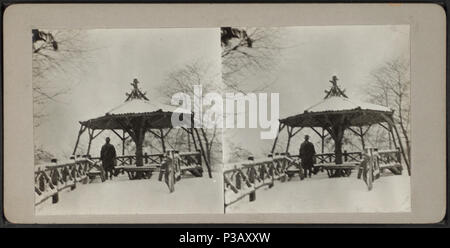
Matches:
[[3, 2, 445, 226], [33, 28, 224, 215], [221, 25, 411, 213], [32, 25, 411, 216]]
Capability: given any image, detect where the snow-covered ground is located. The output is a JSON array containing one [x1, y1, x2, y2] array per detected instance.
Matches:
[[35, 169, 411, 215], [36, 173, 223, 215], [226, 172, 410, 213]]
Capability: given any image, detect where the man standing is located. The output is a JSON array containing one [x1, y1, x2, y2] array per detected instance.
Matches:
[[101, 137, 116, 180], [299, 135, 316, 178]]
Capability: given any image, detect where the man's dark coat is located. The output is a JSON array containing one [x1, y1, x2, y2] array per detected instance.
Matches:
[[100, 143, 116, 170], [299, 141, 316, 169]]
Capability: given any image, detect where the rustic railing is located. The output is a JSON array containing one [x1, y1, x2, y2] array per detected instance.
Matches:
[[177, 151, 203, 174], [91, 153, 165, 166], [34, 158, 101, 206], [90, 151, 201, 169], [159, 150, 203, 192], [290, 151, 363, 163], [90, 150, 203, 183], [374, 148, 403, 175], [222, 148, 404, 208], [377, 149, 402, 166], [35, 151, 204, 205], [158, 150, 203, 179], [355, 148, 403, 190], [223, 155, 300, 208]]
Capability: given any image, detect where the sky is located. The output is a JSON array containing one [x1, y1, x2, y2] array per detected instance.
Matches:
[[34, 28, 221, 158], [34, 25, 409, 160], [223, 25, 410, 158]]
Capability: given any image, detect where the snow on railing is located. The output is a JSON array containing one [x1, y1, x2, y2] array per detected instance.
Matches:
[[375, 148, 403, 174], [290, 151, 363, 164], [223, 155, 301, 208], [158, 150, 203, 193], [91, 153, 165, 166], [90, 150, 202, 169], [356, 148, 403, 191], [34, 157, 100, 206]]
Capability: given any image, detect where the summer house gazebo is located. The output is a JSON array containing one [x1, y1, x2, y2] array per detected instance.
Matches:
[[272, 76, 410, 176], [72, 79, 212, 180]]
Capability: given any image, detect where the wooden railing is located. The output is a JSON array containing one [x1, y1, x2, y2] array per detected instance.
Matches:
[[90, 151, 202, 169], [35, 151, 204, 205], [159, 150, 203, 192], [34, 158, 101, 206], [177, 151, 202, 173], [159, 151, 203, 178], [375, 149, 403, 175], [90, 150, 204, 183], [222, 149, 404, 208], [91, 153, 165, 166], [377, 149, 401, 165], [290, 151, 363, 164], [354, 148, 403, 190], [223, 155, 300, 208]]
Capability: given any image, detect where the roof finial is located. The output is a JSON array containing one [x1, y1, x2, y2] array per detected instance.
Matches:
[[324, 75, 348, 99], [125, 78, 149, 101]]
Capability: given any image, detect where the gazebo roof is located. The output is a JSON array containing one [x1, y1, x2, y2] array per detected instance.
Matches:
[[80, 79, 191, 130], [280, 76, 394, 128], [106, 98, 188, 116], [305, 96, 392, 113]]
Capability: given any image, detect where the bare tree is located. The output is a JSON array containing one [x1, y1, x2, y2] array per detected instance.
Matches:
[[32, 29, 92, 127], [223, 139, 253, 163], [159, 61, 223, 173], [221, 27, 285, 165], [34, 145, 55, 164], [221, 27, 283, 93], [365, 57, 411, 165]]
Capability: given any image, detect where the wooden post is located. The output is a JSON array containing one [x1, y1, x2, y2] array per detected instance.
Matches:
[[52, 192, 59, 204], [187, 131, 191, 151], [333, 126, 344, 164], [380, 113, 410, 176], [135, 128, 144, 167], [392, 124, 410, 175], [160, 129, 166, 152], [86, 128, 94, 156], [389, 126, 399, 152], [236, 173, 241, 190], [122, 130, 126, 155], [271, 123, 285, 154], [144, 152, 148, 164], [129, 118, 146, 168], [285, 127, 293, 154], [321, 128, 325, 153], [343, 150, 348, 162], [359, 126, 366, 150], [248, 157, 256, 202], [365, 148, 375, 191], [388, 127, 393, 149], [72, 124, 86, 155], [50, 158, 59, 204], [312, 127, 326, 154], [189, 128, 198, 151], [194, 128, 212, 178]]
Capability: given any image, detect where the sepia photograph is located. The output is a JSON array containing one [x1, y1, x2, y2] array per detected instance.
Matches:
[[3, 3, 445, 225], [32, 25, 412, 215], [221, 25, 411, 213], [33, 28, 224, 215]]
